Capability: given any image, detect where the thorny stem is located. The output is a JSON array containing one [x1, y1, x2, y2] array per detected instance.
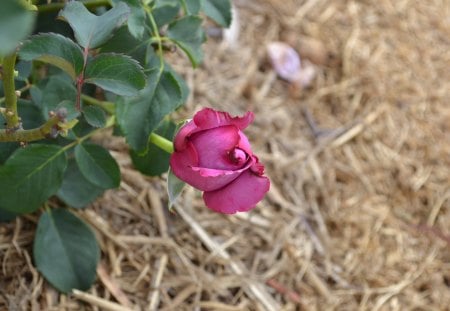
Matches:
[[0, 53, 79, 142], [2, 53, 20, 130], [0, 113, 66, 142], [0, 83, 32, 106], [37, 0, 111, 13]]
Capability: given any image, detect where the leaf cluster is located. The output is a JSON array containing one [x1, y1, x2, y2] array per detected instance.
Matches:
[[0, 0, 231, 294]]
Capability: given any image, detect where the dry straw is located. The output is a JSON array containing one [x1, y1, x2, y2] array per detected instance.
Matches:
[[1, 0, 449, 310]]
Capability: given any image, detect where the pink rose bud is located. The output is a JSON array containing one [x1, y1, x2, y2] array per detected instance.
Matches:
[[170, 108, 270, 214]]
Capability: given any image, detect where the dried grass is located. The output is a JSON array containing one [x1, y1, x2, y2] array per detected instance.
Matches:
[[1, 0, 450, 310]]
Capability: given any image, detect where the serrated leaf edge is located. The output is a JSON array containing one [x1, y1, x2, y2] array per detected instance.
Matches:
[[84, 52, 146, 93], [19, 33, 84, 79]]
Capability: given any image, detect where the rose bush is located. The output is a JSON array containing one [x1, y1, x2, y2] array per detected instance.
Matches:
[[170, 108, 270, 214], [0, 0, 237, 295]]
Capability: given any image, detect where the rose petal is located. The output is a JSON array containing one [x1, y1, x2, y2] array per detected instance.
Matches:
[[229, 148, 247, 166], [174, 120, 197, 151], [250, 159, 265, 175], [170, 165, 246, 192], [194, 108, 254, 131], [191, 125, 244, 170], [203, 170, 270, 214], [238, 132, 252, 155], [173, 109, 254, 152], [187, 167, 243, 191], [170, 140, 198, 169], [170, 145, 253, 192]]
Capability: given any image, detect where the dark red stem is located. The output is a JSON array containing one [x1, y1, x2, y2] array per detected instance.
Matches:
[[76, 46, 90, 110]]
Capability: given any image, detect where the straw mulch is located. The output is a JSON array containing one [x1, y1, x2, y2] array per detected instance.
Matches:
[[1, 0, 449, 310]]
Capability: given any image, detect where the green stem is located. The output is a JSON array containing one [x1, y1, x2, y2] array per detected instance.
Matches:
[[179, 0, 188, 14], [0, 83, 32, 107], [81, 94, 115, 114], [2, 53, 20, 130], [150, 132, 174, 154], [37, 0, 111, 13], [145, 6, 165, 73], [0, 114, 64, 142], [61, 116, 115, 152]]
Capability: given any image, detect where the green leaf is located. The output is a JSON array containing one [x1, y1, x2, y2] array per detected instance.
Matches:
[[0, 99, 46, 130], [57, 159, 104, 208], [37, 76, 77, 118], [0, 100, 44, 164], [83, 106, 106, 128], [56, 100, 80, 121], [167, 168, 186, 210], [112, 0, 146, 39], [0, 209, 18, 222], [165, 63, 190, 105], [0, 142, 19, 164], [202, 0, 232, 27], [0, 145, 67, 214], [185, 0, 201, 14], [75, 144, 120, 190], [19, 33, 84, 80], [167, 16, 205, 67], [72, 117, 96, 138], [34, 209, 99, 293], [131, 119, 176, 176], [116, 70, 182, 152], [34, 10, 73, 37], [0, 1, 36, 55], [101, 26, 148, 64], [153, 3, 181, 28], [58, 1, 129, 49], [84, 53, 146, 96], [15, 60, 32, 82], [29, 84, 42, 105]]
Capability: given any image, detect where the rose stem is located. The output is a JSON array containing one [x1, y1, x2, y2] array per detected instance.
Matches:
[[2, 53, 20, 130], [149, 133, 173, 154]]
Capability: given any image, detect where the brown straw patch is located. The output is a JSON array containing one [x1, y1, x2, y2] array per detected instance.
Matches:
[[1, 0, 450, 309]]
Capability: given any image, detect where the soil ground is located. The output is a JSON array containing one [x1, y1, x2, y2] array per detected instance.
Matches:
[[1, 0, 450, 310]]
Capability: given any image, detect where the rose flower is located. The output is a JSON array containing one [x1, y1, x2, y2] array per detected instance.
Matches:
[[170, 108, 270, 214]]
